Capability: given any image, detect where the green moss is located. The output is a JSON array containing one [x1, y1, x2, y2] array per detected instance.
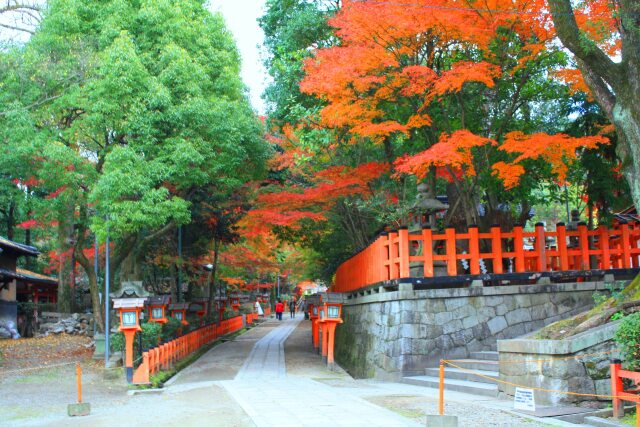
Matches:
[[535, 274, 640, 340]]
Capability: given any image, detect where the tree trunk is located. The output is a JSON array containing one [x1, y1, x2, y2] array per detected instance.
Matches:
[[6, 200, 14, 241], [548, 0, 640, 212], [207, 237, 221, 321], [56, 213, 74, 313]]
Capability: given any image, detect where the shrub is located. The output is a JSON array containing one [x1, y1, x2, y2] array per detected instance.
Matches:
[[162, 317, 183, 342], [614, 312, 640, 371]]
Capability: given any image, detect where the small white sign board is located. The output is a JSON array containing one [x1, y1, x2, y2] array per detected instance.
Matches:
[[514, 387, 536, 412]]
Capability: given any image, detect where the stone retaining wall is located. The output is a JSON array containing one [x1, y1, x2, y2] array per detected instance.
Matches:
[[497, 321, 619, 405], [334, 281, 610, 380]]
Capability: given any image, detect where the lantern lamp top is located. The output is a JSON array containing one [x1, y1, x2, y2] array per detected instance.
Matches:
[[113, 297, 147, 309]]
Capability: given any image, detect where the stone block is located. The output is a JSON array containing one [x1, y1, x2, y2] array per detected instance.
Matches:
[[487, 316, 507, 335], [594, 378, 611, 399], [67, 402, 91, 417], [426, 415, 459, 426], [462, 315, 477, 329], [434, 311, 453, 325], [452, 304, 476, 320], [476, 306, 496, 322], [505, 308, 532, 326], [442, 319, 463, 335], [445, 298, 468, 311], [426, 324, 443, 340], [484, 296, 504, 307], [495, 304, 508, 316]]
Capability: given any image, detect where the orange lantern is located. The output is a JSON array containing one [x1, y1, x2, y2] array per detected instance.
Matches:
[[169, 302, 189, 326], [147, 295, 170, 325], [113, 297, 147, 383]]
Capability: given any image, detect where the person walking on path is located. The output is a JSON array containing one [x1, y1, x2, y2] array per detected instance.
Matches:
[[289, 298, 296, 318], [275, 299, 284, 321], [255, 300, 264, 316]]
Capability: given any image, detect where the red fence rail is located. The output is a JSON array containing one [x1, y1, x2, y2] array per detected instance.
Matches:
[[610, 361, 640, 425], [334, 222, 640, 293], [132, 315, 244, 384]]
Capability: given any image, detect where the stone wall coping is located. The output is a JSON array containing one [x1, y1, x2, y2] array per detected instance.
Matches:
[[497, 320, 621, 355], [343, 281, 609, 306]]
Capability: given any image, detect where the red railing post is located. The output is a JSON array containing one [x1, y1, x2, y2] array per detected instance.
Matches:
[[621, 222, 632, 268], [578, 222, 591, 270], [398, 227, 410, 278], [513, 225, 525, 272], [422, 226, 434, 277], [445, 227, 457, 276], [491, 225, 503, 274], [534, 222, 547, 272], [388, 230, 399, 279], [468, 225, 480, 275], [611, 360, 624, 418], [556, 223, 569, 271]]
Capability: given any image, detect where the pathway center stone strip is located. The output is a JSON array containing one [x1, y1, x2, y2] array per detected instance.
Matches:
[[235, 316, 301, 380], [221, 316, 421, 427]]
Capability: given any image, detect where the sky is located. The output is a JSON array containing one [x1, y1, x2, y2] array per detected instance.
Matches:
[[209, 0, 271, 115]]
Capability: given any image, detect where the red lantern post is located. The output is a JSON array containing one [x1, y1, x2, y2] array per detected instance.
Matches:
[[113, 298, 146, 383]]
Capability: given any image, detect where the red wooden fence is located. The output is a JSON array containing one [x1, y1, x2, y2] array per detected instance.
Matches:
[[132, 315, 244, 384], [610, 361, 640, 425], [333, 222, 640, 293]]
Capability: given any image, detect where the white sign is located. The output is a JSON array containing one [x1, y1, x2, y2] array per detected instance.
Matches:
[[514, 387, 536, 412]]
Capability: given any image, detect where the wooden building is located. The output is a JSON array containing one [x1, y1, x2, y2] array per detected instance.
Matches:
[[0, 236, 40, 325]]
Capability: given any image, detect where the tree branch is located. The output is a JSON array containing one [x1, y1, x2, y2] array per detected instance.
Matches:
[[547, 0, 623, 93]]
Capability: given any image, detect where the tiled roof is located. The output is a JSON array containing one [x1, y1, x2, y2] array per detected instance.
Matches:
[[0, 268, 57, 285], [0, 236, 40, 257]]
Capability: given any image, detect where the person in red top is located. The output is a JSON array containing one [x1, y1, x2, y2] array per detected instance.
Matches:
[[275, 299, 284, 321]]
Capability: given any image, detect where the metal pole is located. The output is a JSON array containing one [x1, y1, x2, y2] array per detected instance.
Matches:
[[93, 234, 98, 337], [564, 184, 571, 224], [105, 224, 110, 367], [177, 225, 182, 302], [277, 274, 280, 299]]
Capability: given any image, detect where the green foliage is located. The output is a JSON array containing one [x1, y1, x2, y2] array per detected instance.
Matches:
[[614, 312, 640, 371], [162, 318, 183, 342], [594, 282, 627, 306]]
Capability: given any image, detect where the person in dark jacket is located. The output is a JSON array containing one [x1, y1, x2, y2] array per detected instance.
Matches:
[[275, 299, 284, 321], [289, 298, 296, 318]]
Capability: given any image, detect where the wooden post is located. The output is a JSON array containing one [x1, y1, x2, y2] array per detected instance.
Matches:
[[388, 231, 399, 279], [611, 360, 624, 418], [398, 227, 410, 278], [76, 362, 82, 403], [439, 360, 445, 415], [534, 223, 547, 272], [578, 222, 590, 270], [599, 225, 611, 270], [556, 223, 569, 271], [513, 225, 525, 272], [621, 222, 632, 269], [491, 225, 503, 274], [445, 227, 457, 276], [468, 226, 480, 275], [422, 226, 434, 277]]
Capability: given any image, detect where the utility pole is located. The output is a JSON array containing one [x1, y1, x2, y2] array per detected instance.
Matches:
[[104, 223, 110, 368], [177, 225, 182, 302]]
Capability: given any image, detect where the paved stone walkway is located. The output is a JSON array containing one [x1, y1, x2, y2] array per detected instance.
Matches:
[[220, 316, 420, 427]]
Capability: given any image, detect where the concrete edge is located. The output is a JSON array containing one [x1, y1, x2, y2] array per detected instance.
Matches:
[[343, 281, 610, 306], [497, 320, 621, 355]]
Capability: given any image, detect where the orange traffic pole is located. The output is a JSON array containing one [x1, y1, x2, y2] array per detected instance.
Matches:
[[438, 360, 444, 416], [76, 362, 82, 403]]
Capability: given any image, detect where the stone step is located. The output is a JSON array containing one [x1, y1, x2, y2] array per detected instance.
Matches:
[[469, 351, 499, 361], [402, 375, 499, 397], [444, 359, 500, 372], [424, 367, 499, 385]]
